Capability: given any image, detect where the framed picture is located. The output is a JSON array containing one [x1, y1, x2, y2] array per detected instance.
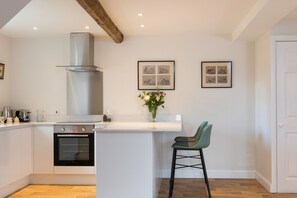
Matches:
[[0, 63, 4, 80], [201, 61, 232, 88], [138, 61, 175, 90]]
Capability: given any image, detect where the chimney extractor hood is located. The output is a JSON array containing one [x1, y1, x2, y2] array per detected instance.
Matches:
[[57, 32, 102, 72]]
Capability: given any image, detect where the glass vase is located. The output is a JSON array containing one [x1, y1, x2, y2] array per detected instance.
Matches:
[[151, 106, 158, 122]]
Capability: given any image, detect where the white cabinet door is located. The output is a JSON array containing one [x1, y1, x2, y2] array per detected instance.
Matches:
[[277, 41, 297, 192], [17, 127, 33, 178], [33, 126, 54, 174], [0, 127, 33, 188]]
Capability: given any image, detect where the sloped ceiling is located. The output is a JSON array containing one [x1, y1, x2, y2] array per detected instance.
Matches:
[[0, 0, 31, 29]]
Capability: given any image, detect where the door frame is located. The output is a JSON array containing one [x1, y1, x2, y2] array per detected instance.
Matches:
[[271, 35, 297, 192]]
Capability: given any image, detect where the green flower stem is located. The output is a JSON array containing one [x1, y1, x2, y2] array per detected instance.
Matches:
[[151, 106, 158, 120]]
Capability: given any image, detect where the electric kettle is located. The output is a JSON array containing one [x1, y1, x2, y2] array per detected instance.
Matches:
[[2, 106, 12, 118]]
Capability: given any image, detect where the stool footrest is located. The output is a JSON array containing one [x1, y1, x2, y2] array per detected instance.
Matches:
[[176, 154, 201, 159], [176, 163, 203, 169]]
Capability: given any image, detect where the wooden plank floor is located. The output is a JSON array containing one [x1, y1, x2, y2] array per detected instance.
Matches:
[[7, 179, 297, 198], [7, 185, 96, 198], [158, 179, 297, 198]]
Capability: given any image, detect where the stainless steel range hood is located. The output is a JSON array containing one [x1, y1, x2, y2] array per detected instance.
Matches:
[[60, 32, 103, 115], [58, 32, 102, 72]]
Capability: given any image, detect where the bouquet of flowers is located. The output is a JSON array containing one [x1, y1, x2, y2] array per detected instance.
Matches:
[[138, 90, 166, 120]]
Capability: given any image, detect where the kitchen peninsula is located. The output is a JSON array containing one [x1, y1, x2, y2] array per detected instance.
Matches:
[[95, 115, 182, 198]]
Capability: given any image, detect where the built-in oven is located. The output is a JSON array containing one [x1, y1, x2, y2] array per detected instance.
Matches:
[[54, 125, 94, 166]]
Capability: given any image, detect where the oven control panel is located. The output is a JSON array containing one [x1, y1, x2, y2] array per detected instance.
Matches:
[[54, 125, 94, 133]]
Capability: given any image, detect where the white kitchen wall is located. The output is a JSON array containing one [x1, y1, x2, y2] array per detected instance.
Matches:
[[95, 34, 255, 177], [10, 36, 69, 116], [9, 34, 255, 178], [271, 19, 297, 35], [255, 32, 272, 190], [256, 17, 297, 190], [0, 34, 11, 110], [254, 26, 297, 191]]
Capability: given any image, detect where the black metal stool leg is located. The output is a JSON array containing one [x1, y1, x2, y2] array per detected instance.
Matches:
[[199, 149, 212, 198], [168, 148, 177, 198]]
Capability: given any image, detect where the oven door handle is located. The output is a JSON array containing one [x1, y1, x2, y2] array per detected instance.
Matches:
[[57, 134, 90, 137]]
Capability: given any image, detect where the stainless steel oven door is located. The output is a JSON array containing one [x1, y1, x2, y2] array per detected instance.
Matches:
[[54, 133, 94, 166]]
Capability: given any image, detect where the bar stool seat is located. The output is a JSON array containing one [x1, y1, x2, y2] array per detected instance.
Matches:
[[168, 124, 213, 198], [174, 121, 208, 142]]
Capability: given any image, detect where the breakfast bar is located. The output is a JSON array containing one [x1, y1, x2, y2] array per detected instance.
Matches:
[[95, 115, 182, 198]]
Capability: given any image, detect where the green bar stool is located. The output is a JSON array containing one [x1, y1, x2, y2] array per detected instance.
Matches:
[[174, 121, 208, 142], [168, 124, 213, 198]]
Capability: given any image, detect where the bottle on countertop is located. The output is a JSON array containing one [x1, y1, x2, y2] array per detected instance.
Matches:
[[103, 114, 111, 122], [14, 116, 20, 124]]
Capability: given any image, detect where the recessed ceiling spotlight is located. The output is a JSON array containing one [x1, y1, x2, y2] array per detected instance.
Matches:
[[140, 24, 144, 28], [85, 26, 90, 29], [138, 13, 143, 16], [33, 27, 38, 30]]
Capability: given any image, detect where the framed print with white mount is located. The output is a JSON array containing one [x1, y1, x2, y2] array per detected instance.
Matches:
[[0, 63, 5, 80], [137, 61, 175, 90], [201, 61, 232, 88]]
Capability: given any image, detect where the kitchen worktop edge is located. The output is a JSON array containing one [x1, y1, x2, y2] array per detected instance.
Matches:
[[95, 121, 182, 132], [0, 122, 54, 131], [0, 121, 104, 131]]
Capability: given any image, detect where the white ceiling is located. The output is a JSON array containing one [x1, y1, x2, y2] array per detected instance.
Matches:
[[284, 6, 297, 19], [100, 0, 257, 36], [1, 0, 297, 41], [0, 0, 105, 38]]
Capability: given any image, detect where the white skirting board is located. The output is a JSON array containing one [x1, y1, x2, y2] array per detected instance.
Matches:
[[161, 170, 256, 179], [53, 166, 95, 175], [255, 172, 272, 192], [0, 176, 30, 198], [30, 174, 96, 185]]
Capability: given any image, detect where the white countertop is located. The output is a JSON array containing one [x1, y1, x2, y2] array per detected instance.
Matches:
[[95, 121, 182, 132], [0, 121, 104, 131], [0, 121, 181, 132], [0, 122, 55, 131], [0, 114, 182, 132]]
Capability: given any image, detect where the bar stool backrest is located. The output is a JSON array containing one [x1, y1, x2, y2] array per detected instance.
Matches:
[[193, 124, 212, 149], [194, 121, 208, 141]]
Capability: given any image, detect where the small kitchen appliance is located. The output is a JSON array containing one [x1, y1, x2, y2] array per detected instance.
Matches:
[[2, 106, 12, 118], [15, 109, 31, 122]]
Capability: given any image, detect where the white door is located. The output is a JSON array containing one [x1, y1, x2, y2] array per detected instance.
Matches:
[[277, 41, 297, 192]]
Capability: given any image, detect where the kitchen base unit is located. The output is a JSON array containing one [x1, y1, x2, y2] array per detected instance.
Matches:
[[95, 118, 182, 198], [0, 126, 33, 198], [0, 123, 97, 197]]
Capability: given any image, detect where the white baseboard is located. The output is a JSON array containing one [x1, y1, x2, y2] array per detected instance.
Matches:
[[255, 171, 271, 192], [0, 176, 30, 197], [54, 166, 95, 175], [162, 169, 255, 179], [30, 174, 96, 185]]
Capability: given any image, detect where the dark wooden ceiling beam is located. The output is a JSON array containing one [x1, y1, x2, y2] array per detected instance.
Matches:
[[76, 0, 124, 43]]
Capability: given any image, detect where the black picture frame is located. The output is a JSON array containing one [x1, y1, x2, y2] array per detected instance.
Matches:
[[0, 63, 5, 80], [201, 61, 232, 88], [138, 61, 175, 90]]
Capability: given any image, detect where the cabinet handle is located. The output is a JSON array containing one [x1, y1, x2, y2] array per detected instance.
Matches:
[[57, 134, 89, 137]]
